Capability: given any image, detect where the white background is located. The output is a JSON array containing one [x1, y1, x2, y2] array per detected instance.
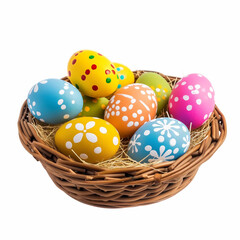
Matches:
[[1, 0, 239, 239]]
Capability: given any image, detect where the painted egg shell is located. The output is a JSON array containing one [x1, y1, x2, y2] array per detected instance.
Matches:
[[27, 79, 83, 124], [168, 73, 215, 129], [78, 96, 109, 119], [104, 83, 157, 138], [136, 72, 172, 115], [113, 62, 135, 89], [127, 117, 191, 163], [68, 50, 119, 98], [55, 117, 120, 164]]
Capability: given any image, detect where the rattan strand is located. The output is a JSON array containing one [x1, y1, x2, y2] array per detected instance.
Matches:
[[18, 71, 227, 208]]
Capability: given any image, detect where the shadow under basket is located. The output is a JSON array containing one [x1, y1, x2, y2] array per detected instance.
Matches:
[[18, 71, 227, 208]]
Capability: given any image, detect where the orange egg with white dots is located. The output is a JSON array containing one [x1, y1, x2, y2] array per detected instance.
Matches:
[[104, 83, 157, 138], [68, 50, 119, 98]]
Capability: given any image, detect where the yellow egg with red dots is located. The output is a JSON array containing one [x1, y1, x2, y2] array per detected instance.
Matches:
[[113, 63, 135, 89], [68, 50, 119, 98], [78, 95, 109, 119], [55, 117, 120, 164]]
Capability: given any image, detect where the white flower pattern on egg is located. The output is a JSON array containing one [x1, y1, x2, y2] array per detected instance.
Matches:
[[73, 121, 98, 144], [152, 119, 180, 137], [182, 135, 190, 152], [145, 145, 175, 163], [55, 117, 120, 164], [127, 118, 191, 163], [128, 134, 141, 154]]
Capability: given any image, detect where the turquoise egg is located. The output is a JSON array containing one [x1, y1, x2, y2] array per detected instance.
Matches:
[[27, 79, 83, 124], [127, 117, 190, 163]]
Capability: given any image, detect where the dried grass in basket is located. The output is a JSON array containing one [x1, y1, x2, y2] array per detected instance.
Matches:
[[18, 71, 227, 208]]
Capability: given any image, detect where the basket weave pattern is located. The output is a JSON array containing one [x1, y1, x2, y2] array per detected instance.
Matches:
[[18, 71, 227, 208]]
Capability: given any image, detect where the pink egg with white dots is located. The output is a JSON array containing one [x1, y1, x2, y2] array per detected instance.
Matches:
[[168, 73, 215, 130]]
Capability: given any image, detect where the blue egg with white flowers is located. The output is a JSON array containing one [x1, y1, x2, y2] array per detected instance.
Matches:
[[27, 79, 83, 124], [127, 117, 190, 163]]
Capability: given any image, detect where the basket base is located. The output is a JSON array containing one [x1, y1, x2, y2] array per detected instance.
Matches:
[[47, 167, 198, 208]]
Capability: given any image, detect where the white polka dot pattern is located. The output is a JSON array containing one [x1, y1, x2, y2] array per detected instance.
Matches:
[[168, 74, 215, 129], [27, 79, 83, 124], [104, 83, 157, 138]]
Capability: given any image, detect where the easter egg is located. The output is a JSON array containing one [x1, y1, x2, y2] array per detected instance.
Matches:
[[67, 50, 119, 98], [113, 62, 135, 89], [104, 83, 157, 138], [27, 79, 83, 124], [78, 96, 109, 119], [168, 74, 215, 129], [55, 117, 120, 164], [127, 118, 191, 163], [136, 72, 172, 115]]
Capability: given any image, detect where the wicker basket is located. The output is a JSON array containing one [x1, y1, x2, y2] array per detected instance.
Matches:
[[18, 71, 227, 208]]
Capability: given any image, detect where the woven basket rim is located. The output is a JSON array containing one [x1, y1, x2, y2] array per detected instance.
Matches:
[[18, 70, 227, 208]]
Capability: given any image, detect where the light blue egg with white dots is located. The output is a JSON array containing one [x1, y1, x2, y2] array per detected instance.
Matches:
[[127, 117, 191, 163], [27, 79, 83, 124]]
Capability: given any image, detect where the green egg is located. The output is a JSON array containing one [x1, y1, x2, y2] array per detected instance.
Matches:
[[136, 72, 172, 115], [78, 96, 109, 119]]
